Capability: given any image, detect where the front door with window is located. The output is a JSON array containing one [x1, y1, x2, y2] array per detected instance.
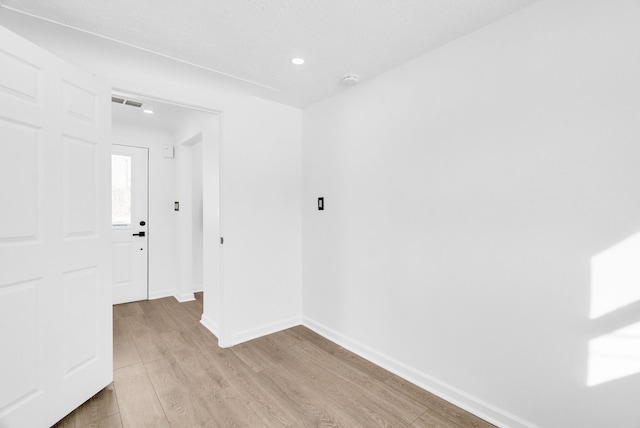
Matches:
[[112, 144, 149, 304]]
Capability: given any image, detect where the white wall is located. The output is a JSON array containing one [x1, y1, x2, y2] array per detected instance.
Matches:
[[112, 122, 179, 299], [0, 11, 304, 347], [192, 141, 204, 291], [173, 114, 221, 331], [174, 113, 213, 298], [221, 96, 302, 346], [202, 117, 222, 336], [302, 1, 640, 427]]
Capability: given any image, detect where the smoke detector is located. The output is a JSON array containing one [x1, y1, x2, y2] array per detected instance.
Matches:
[[341, 74, 360, 86]]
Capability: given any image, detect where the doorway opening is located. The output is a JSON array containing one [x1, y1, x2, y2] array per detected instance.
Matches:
[[110, 90, 221, 332]]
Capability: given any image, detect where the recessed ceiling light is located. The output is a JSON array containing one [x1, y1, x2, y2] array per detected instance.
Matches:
[[291, 57, 305, 65], [143, 109, 154, 114]]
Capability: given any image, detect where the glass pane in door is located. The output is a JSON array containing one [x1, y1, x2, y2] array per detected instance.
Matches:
[[112, 154, 132, 226]]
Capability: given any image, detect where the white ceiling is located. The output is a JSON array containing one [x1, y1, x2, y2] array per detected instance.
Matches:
[[0, 0, 538, 108], [111, 93, 214, 137]]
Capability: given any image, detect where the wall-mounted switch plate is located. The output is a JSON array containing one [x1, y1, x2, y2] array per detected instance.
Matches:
[[174, 201, 179, 211], [318, 197, 324, 211], [163, 145, 175, 158]]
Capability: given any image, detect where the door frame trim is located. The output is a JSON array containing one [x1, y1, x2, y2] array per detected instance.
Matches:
[[110, 88, 224, 344]]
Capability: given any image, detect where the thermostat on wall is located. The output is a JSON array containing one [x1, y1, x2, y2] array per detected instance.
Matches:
[[163, 145, 175, 158]]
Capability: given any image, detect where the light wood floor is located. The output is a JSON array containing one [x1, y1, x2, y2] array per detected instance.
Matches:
[[53, 294, 495, 428]]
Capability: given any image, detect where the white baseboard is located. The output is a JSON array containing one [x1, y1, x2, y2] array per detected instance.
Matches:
[[174, 292, 196, 302], [148, 290, 175, 300], [226, 316, 302, 347], [303, 317, 539, 428], [200, 314, 219, 338], [149, 288, 197, 303]]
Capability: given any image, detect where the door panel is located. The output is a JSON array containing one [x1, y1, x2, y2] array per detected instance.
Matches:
[[0, 26, 112, 428], [63, 267, 98, 375], [0, 118, 40, 242], [0, 48, 41, 104], [0, 278, 40, 416], [112, 144, 149, 304], [63, 134, 98, 238]]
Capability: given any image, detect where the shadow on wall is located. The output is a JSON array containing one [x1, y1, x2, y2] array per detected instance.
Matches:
[[588, 231, 640, 386]]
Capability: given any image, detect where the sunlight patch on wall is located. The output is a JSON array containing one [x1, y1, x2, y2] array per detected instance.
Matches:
[[587, 321, 640, 386], [590, 231, 640, 319]]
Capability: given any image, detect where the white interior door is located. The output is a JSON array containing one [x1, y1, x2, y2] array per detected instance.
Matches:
[[0, 26, 112, 427], [112, 144, 149, 304]]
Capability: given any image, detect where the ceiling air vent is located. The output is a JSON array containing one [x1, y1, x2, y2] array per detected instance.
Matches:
[[111, 96, 143, 108], [124, 100, 143, 108]]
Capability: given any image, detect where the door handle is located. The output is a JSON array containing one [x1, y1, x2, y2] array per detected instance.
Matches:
[[132, 231, 146, 237]]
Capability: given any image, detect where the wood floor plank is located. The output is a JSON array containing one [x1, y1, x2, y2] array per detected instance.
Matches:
[[311, 336, 395, 383], [184, 327, 256, 384], [157, 297, 200, 331], [192, 341, 303, 427], [124, 314, 171, 363], [102, 294, 496, 428], [141, 298, 182, 334], [385, 377, 495, 428], [159, 329, 229, 396], [385, 376, 437, 405], [181, 324, 226, 360], [198, 386, 265, 428], [294, 339, 380, 391], [360, 377, 428, 425], [113, 363, 170, 428], [276, 343, 418, 427], [51, 384, 120, 428], [412, 405, 495, 428], [221, 363, 301, 427], [177, 329, 229, 396], [283, 324, 325, 343], [294, 340, 428, 424], [261, 361, 363, 428], [181, 298, 204, 321], [112, 318, 130, 337], [73, 383, 120, 426], [183, 321, 221, 351], [230, 341, 269, 372], [252, 370, 330, 428], [78, 413, 123, 428], [411, 409, 461, 428], [264, 350, 377, 427], [112, 305, 125, 322], [267, 343, 363, 401], [231, 333, 294, 373], [113, 322, 141, 370], [352, 392, 411, 427], [290, 326, 393, 381], [114, 301, 144, 318], [145, 357, 214, 427]]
